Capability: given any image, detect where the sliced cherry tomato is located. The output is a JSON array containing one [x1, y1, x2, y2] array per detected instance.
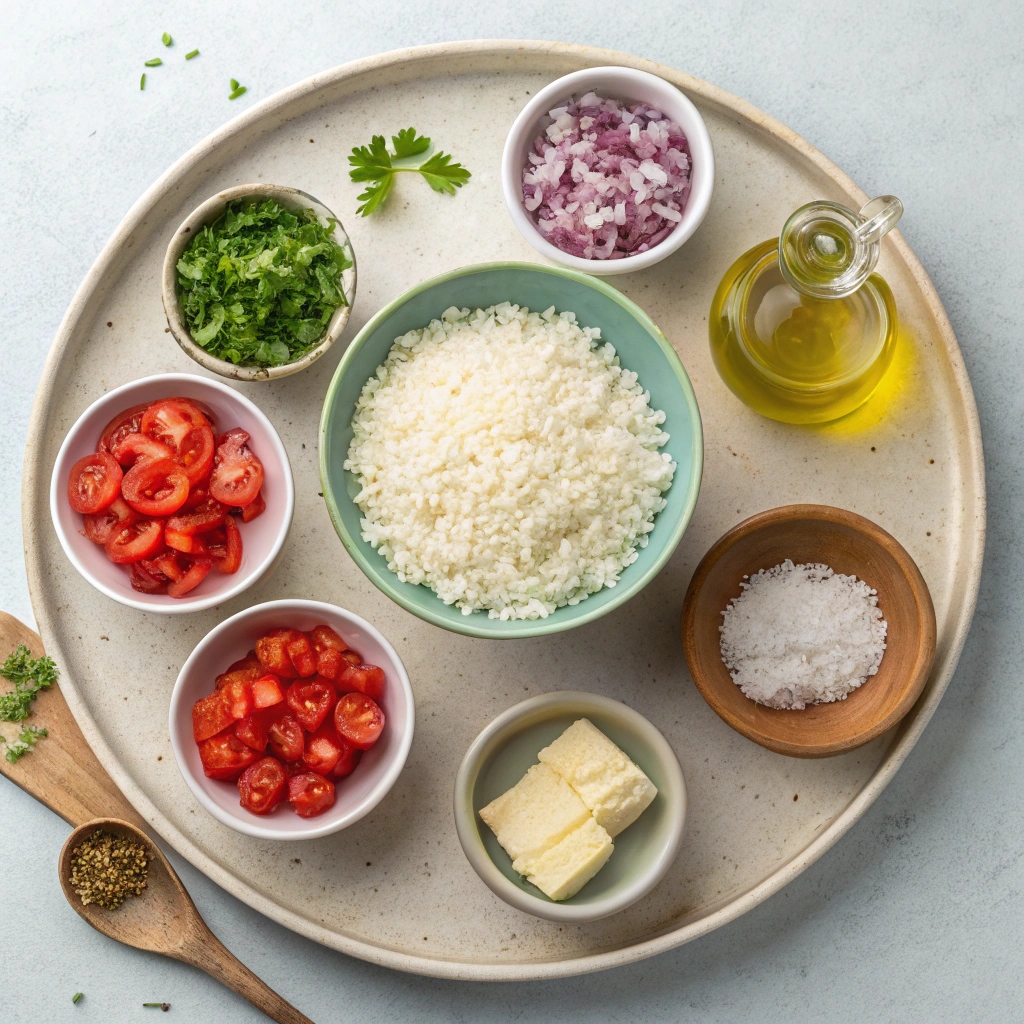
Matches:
[[68, 451, 122, 514], [209, 428, 264, 507], [192, 690, 235, 742], [240, 489, 266, 523], [129, 561, 168, 594], [141, 398, 209, 452], [238, 757, 287, 814], [286, 678, 337, 732], [179, 424, 215, 485], [310, 625, 348, 680], [110, 432, 175, 468], [334, 692, 384, 750], [285, 633, 317, 677], [255, 629, 302, 679], [83, 496, 137, 545], [251, 673, 285, 709], [105, 519, 164, 564], [340, 649, 363, 669], [167, 559, 211, 598], [181, 483, 211, 512], [209, 516, 242, 574], [287, 772, 336, 818], [166, 498, 227, 536], [235, 706, 279, 751], [338, 663, 386, 701], [122, 457, 189, 516], [215, 652, 264, 691], [267, 714, 304, 761], [221, 678, 254, 720], [98, 402, 151, 453], [165, 527, 212, 554], [302, 724, 345, 775], [145, 551, 185, 583], [198, 733, 260, 780], [329, 740, 362, 779]]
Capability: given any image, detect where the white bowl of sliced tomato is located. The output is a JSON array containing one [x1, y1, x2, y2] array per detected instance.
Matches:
[[50, 373, 294, 613], [168, 599, 414, 839]]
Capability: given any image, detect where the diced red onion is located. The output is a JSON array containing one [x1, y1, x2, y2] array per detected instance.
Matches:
[[521, 92, 692, 260]]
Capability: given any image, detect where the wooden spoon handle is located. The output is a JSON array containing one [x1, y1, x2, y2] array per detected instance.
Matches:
[[0, 612, 148, 830], [177, 924, 316, 1024]]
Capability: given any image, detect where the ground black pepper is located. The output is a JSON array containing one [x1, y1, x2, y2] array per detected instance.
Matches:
[[68, 830, 148, 909]]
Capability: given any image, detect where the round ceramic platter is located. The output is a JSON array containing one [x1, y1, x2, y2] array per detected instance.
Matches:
[[22, 41, 985, 980]]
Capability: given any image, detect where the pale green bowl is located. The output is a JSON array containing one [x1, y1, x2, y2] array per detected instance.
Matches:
[[453, 691, 687, 923], [319, 262, 703, 639]]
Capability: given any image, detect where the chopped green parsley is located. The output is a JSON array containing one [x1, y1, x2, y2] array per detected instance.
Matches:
[[176, 198, 352, 367], [0, 645, 57, 722]]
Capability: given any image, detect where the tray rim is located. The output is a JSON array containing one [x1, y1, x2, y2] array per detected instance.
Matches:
[[21, 39, 987, 981]]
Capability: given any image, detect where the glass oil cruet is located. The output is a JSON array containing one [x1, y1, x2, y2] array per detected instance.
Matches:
[[708, 196, 904, 424]]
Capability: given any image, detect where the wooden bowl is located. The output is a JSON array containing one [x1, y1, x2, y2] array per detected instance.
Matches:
[[681, 505, 936, 758]]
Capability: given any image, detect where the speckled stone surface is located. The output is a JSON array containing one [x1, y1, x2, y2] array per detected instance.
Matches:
[[1, 1, 1019, 1021]]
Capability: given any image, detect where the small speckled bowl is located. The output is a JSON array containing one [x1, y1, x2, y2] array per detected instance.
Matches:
[[502, 66, 715, 276], [454, 691, 686, 923], [162, 183, 357, 381], [169, 599, 415, 840], [50, 373, 294, 614]]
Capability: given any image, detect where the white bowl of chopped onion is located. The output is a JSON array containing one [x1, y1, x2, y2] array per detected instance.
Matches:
[[502, 67, 714, 276]]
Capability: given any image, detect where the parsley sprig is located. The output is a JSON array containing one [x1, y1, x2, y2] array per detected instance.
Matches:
[[0, 645, 57, 723], [2, 726, 48, 764], [348, 128, 471, 216]]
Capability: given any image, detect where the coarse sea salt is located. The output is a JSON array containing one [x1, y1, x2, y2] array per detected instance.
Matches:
[[719, 560, 888, 710]]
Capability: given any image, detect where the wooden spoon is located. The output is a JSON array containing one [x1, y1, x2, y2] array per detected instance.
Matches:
[[0, 612, 314, 1024]]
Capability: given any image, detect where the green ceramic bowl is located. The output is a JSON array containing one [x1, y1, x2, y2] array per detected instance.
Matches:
[[319, 262, 703, 639], [453, 691, 686, 923]]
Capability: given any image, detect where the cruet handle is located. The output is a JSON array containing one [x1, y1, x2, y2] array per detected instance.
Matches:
[[855, 196, 903, 245]]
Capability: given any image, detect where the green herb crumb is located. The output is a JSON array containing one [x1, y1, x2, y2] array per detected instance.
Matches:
[[185, 49, 199, 60], [162, 32, 172, 46], [230, 78, 239, 90], [144, 58, 163, 67], [143, 1003, 171, 1011], [229, 86, 247, 100], [72, 993, 83, 1005], [3, 725, 48, 764], [348, 128, 470, 216], [140, 73, 146, 90], [176, 198, 352, 367], [0, 645, 57, 722]]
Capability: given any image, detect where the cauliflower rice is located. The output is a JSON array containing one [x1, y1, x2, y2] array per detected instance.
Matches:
[[343, 302, 675, 619]]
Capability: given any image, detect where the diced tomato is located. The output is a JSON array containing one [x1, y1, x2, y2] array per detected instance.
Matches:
[[198, 733, 260, 780], [309, 625, 348, 680], [145, 550, 186, 583], [215, 652, 264, 690], [285, 678, 337, 732], [178, 424, 215, 485], [141, 398, 209, 452], [180, 483, 210, 512], [251, 673, 285, 709], [129, 561, 168, 594], [287, 772, 336, 818], [255, 629, 302, 679], [122, 457, 190, 517], [98, 402, 151, 453], [240, 489, 266, 523], [267, 714, 304, 762], [208, 516, 242, 574], [334, 692, 384, 750], [340, 649, 363, 669], [165, 527, 213, 555], [235, 707, 277, 751], [338, 663, 386, 701], [192, 690, 234, 742], [110, 432, 175, 467], [330, 740, 362, 779], [285, 632, 317, 677], [166, 498, 228, 536], [238, 757, 287, 815], [220, 678, 254, 720], [68, 451, 123, 514], [105, 519, 164, 564], [83, 496, 137, 545], [167, 559, 211, 598], [302, 724, 345, 775], [209, 428, 264, 507]]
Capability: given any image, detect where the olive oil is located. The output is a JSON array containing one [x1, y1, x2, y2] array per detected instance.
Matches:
[[709, 198, 902, 424]]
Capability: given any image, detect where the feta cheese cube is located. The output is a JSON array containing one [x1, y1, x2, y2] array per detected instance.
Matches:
[[478, 762, 591, 864], [516, 817, 614, 901], [538, 719, 657, 837]]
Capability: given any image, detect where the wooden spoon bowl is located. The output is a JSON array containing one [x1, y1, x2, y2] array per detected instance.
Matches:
[[682, 505, 936, 758]]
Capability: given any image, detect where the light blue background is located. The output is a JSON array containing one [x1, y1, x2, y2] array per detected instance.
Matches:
[[2, 2, 1019, 1021]]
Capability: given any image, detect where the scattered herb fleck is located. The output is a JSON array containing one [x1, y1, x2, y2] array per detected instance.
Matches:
[[229, 82, 247, 100], [0, 645, 57, 722], [176, 198, 352, 367], [144, 58, 163, 67], [185, 48, 199, 60], [2, 725, 48, 764], [72, 993, 83, 1005], [161, 32, 172, 46], [69, 830, 149, 909], [140, 74, 146, 91], [230, 78, 239, 90], [143, 1004, 171, 1011], [348, 128, 471, 216]]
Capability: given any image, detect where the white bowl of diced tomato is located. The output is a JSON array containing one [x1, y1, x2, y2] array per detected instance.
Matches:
[[168, 599, 415, 839], [50, 373, 293, 613]]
